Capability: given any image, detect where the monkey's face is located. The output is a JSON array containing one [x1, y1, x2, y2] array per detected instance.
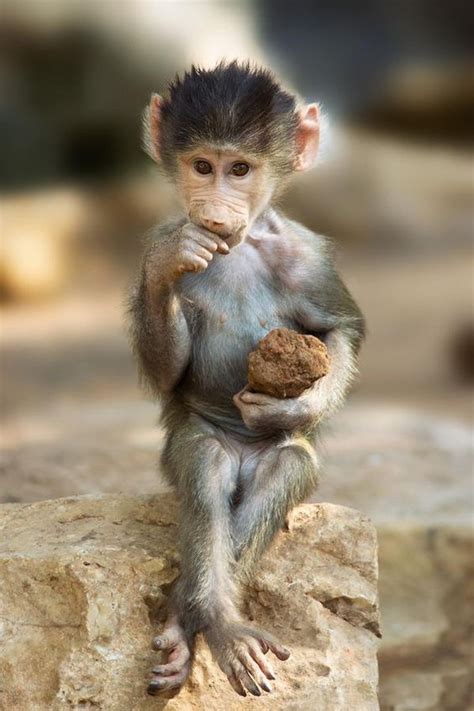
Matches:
[[178, 148, 274, 248]]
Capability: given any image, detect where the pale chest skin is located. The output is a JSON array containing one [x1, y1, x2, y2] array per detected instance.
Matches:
[[174, 212, 318, 432]]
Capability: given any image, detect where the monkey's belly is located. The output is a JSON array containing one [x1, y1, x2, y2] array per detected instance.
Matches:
[[181, 316, 301, 437]]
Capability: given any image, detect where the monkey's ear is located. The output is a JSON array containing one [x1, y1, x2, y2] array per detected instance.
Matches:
[[294, 103, 320, 172], [144, 93, 163, 162]]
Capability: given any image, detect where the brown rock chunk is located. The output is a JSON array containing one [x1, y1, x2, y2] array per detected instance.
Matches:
[[248, 327, 330, 398]]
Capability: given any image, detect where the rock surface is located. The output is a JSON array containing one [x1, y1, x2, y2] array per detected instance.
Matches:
[[0, 494, 380, 711], [248, 328, 330, 398]]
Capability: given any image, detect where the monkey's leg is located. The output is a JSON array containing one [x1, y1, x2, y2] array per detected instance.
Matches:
[[148, 427, 239, 696], [203, 436, 317, 697], [233, 436, 319, 572]]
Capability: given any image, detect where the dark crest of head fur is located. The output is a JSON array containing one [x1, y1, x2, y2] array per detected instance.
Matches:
[[144, 61, 300, 175]]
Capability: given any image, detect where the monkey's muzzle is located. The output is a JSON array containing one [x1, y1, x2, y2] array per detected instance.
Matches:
[[189, 202, 248, 246]]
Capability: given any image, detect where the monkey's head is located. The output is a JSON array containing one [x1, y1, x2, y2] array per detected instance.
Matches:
[[144, 61, 319, 246]]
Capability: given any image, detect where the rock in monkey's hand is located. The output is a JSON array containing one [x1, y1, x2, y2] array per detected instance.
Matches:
[[151, 222, 230, 283]]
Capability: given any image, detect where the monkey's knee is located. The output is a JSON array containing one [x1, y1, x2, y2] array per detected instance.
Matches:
[[275, 438, 319, 494]]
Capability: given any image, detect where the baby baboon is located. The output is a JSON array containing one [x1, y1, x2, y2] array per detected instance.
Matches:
[[130, 61, 365, 697]]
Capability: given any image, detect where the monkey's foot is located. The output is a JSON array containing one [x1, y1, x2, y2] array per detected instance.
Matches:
[[147, 616, 192, 697], [206, 622, 290, 697]]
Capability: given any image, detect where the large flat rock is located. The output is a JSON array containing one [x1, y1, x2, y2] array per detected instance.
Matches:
[[0, 494, 380, 710]]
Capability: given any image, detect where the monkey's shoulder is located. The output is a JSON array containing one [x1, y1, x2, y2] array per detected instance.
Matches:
[[247, 215, 333, 287], [280, 215, 333, 257]]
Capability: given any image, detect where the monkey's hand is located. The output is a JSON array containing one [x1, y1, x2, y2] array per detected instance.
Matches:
[[233, 383, 325, 433], [148, 222, 230, 284]]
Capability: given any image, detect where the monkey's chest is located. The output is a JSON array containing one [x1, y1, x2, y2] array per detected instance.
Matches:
[[179, 268, 299, 398]]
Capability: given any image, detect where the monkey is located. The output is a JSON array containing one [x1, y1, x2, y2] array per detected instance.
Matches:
[[129, 61, 365, 698]]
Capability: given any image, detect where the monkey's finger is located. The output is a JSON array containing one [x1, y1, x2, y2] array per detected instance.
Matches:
[[182, 253, 209, 272], [234, 385, 250, 398], [233, 665, 261, 697], [232, 393, 243, 410], [232, 389, 257, 407], [232, 393, 254, 413], [248, 644, 276, 680], [234, 386, 277, 407], [246, 627, 291, 661], [231, 661, 261, 697], [227, 673, 247, 697], [266, 640, 291, 661], [192, 232, 230, 255], [192, 246, 214, 261], [215, 238, 231, 255], [189, 225, 230, 254], [239, 390, 275, 405], [237, 650, 272, 692]]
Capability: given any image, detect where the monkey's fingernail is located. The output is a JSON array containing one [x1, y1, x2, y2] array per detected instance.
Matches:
[[268, 672, 276, 680], [261, 681, 272, 692]]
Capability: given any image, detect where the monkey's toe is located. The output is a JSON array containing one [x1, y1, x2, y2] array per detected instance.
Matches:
[[250, 627, 290, 661], [152, 630, 181, 651], [147, 665, 190, 696], [221, 647, 273, 696]]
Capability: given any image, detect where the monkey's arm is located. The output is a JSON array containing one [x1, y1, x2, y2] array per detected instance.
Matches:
[[234, 232, 365, 432], [130, 219, 230, 394], [129, 222, 192, 395], [130, 268, 191, 396], [294, 237, 366, 419]]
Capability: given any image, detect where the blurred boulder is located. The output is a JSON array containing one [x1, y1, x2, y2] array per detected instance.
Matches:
[[1, 188, 87, 300], [0, 176, 175, 302]]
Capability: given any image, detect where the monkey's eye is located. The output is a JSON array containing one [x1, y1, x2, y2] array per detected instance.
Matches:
[[231, 162, 250, 177], [193, 160, 213, 175]]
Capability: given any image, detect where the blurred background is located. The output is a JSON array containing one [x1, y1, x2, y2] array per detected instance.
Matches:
[[1, 2, 473, 709]]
